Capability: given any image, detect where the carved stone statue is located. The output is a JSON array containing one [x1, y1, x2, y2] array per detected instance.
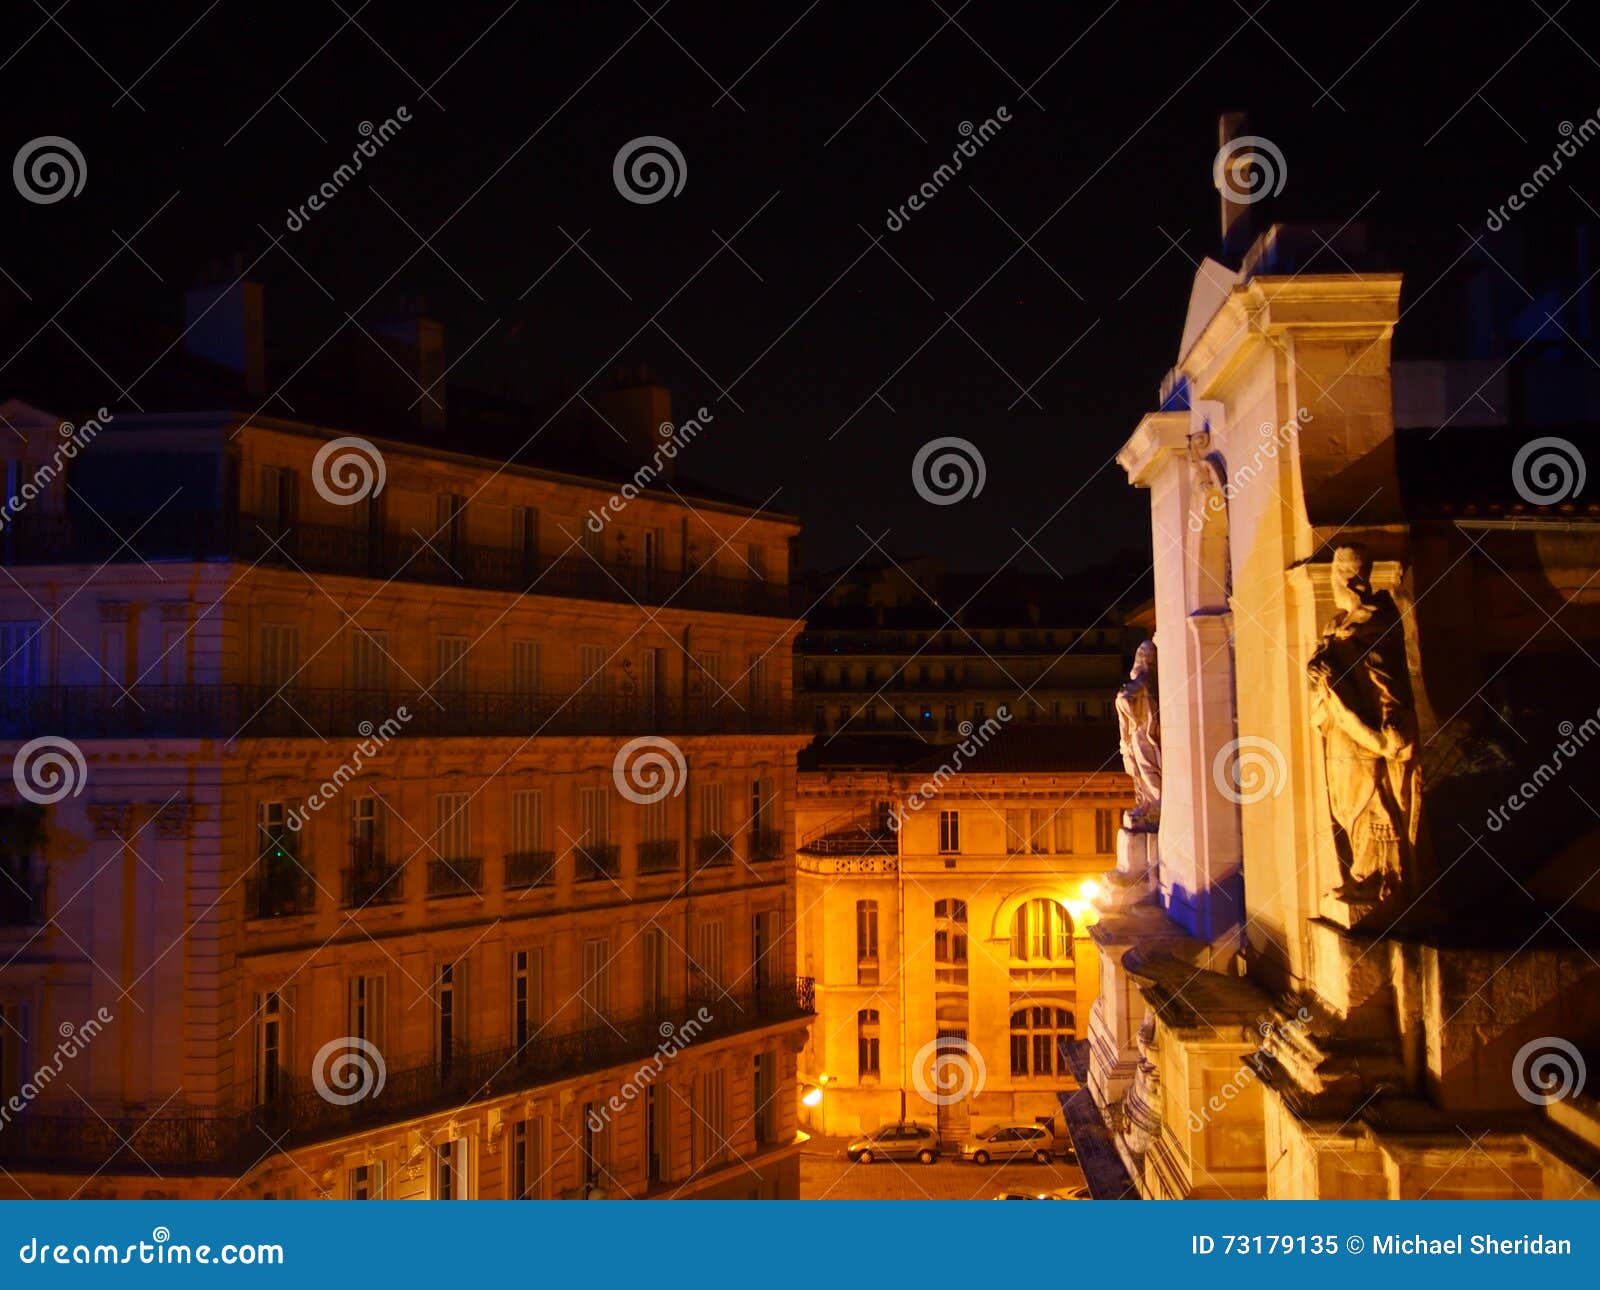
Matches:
[[1307, 546, 1419, 903], [1116, 639, 1162, 827]]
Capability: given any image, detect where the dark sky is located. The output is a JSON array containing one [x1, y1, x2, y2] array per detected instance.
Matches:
[[4, 1, 1600, 578]]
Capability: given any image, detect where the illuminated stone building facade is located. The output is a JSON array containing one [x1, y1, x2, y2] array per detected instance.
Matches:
[[794, 728, 1130, 1142], [0, 385, 813, 1199], [1080, 186, 1600, 1197]]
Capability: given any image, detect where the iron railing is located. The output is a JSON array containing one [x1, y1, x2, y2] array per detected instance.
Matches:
[[694, 834, 734, 867], [2, 511, 797, 619], [243, 865, 316, 920], [426, 858, 483, 898], [574, 844, 620, 882], [747, 830, 784, 862], [637, 839, 680, 875], [341, 856, 406, 908], [0, 685, 805, 740], [0, 979, 814, 1174], [503, 850, 556, 890]]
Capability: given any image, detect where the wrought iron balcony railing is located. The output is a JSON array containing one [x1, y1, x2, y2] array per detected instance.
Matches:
[[2, 511, 797, 619], [503, 850, 556, 890], [0, 685, 805, 740], [426, 858, 483, 898], [243, 864, 316, 920], [637, 839, 680, 875], [747, 830, 784, 862], [694, 834, 735, 867], [574, 844, 620, 882], [0, 978, 815, 1174], [341, 855, 406, 908]]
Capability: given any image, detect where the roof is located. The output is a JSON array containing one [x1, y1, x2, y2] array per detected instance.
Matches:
[[799, 724, 1126, 777]]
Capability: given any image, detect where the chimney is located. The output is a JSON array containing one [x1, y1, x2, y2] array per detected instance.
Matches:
[[591, 364, 677, 482], [1217, 112, 1255, 264], [184, 256, 266, 397], [374, 296, 446, 431]]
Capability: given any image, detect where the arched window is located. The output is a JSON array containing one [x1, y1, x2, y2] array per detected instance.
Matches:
[[857, 1009, 880, 1078], [856, 900, 879, 985], [1009, 1006, 1076, 1077], [1010, 898, 1072, 962], [934, 899, 967, 984]]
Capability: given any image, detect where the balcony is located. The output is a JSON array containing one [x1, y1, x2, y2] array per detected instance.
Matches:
[[504, 850, 556, 890], [0, 978, 815, 1174], [243, 862, 315, 920], [2, 511, 796, 619], [575, 844, 620, 883], [341, 850, 405, 908], [637, 839, 679, 875], [694, 834, 734, 868], [747, 830, 784, 862], [426, 858, 483, 898], [0, 685, 805, 741]]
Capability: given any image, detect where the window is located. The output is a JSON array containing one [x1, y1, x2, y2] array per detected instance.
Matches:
[[1005, 809, 1055, 854], [697, 782, 726, 857], [350, 628, 387, 691], [972, 702, 987, 724], [511, 947, 541, 1048], [934, 899, 968, 983], [0, 1001, 30, 1106], [582, 1101, 610, 1190], [579, 786, 611, 846], [511, 641, 541, 696], [581, 938, 610, 1023], [434, 1137, 468, 1199], [1094, 808, 1116, 854], [258, 465, 297, 528], [348, 1163, 384, 1200], [694, 650, 721, 712], [855, 900, 879, 985], [1010, 1006, 1076, 1077], [511, 788, 545, 854], [257, 624, 298, 687], [347, 973, 385, 1050], [751, 908, 778, 993], [943, 703, 957, 731], [0, 621, 42, 690], [434, 792, 470, 861], [938, 810, 961, 854], [646, 1084, 670, 1183], [753, 1050, 777, 1144], [579, 644, 606, 706], [253, 990, 286, 1112], [434, 636, 468, 696], [511, 505, 538, 570], [511, 1117, 544, 1198], [435, 961, 462, 1077], [642, 926, 667, 1012], [435, 493, 464, 554], [692, 1070, 727, 1169], [695, 919, 725, 992], [747, 653, 769, 713], [1053, 808, 1075, 854], [643, 529, 664, 580], [1011, 899, 1072, 962], [857, 1009, 880, 1078], [747, 544, 767, 581]]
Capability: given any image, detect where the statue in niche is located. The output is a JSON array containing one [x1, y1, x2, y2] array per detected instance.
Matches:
[[1307, 546, 1419, 903], [1116, 639, 1162, 827]]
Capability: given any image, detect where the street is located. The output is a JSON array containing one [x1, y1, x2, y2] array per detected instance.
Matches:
[[800, 1140, 1090, 1201]]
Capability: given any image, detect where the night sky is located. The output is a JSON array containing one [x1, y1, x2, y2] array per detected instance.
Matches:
[[4, 1, 1599, 579]]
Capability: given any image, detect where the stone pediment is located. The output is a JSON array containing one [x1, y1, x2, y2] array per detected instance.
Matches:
[[1175, 257, 1241, 365]]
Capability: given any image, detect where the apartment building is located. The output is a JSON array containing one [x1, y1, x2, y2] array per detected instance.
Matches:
[[0, 380, 813, 1198]]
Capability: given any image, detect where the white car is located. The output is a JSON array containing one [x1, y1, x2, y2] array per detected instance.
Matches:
[[995, 1185, 1091, 1200], [958, 1122, 1055, 1164]]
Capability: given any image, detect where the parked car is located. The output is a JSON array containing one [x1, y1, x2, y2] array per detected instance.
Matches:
[[995, 1185, 1091, 1200], [845, 1122, 940, 1164], [958, 1122, 1055, 1164]]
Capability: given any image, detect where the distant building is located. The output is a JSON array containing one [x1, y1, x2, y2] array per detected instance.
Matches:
[[0, 280, 813, 1199], [794, 727, 1131, 1145]]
